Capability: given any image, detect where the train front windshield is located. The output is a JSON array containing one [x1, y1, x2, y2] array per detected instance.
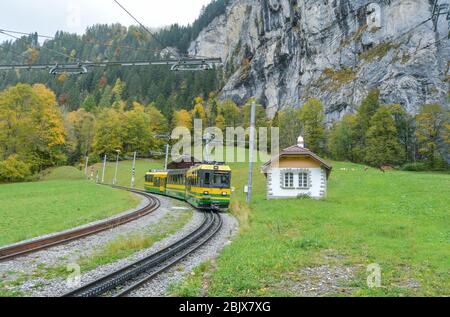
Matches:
[[203, 171, 231, 188]]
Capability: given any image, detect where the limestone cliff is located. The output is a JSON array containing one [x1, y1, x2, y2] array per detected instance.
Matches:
[[189, 0, 450, 120]]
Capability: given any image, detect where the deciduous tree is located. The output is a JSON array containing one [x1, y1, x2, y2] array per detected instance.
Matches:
[[415, 104, 449, 168], [298, 98, 325, 154], [364, 106, 404, 167]]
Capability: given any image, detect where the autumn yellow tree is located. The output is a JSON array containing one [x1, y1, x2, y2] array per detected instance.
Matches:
[[93, 108, 124, 157], [172, 109, 193, 130], [122, 102, 154, 154], [0, 84, 66, 175], [215, 114, 226, 131], [219, 99, 241, 127], [146, 103, 169, 148], [192, 97, 207, 126]]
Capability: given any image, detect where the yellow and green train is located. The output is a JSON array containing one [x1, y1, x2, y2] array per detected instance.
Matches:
[[144, 164, 231, 211]]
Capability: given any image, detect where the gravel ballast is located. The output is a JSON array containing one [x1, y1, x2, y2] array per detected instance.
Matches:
[[128, 212, 238, 297], [0, 193, 238, 298]]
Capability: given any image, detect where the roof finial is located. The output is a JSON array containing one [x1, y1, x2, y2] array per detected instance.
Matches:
[[297, 136, 305, 148]]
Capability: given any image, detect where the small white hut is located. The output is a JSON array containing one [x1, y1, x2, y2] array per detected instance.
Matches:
[[261, 137, 332, 199]]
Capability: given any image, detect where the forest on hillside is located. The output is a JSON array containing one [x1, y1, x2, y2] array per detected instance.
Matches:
[[0, 0, 448, 183], [0, 0, 231, 118]]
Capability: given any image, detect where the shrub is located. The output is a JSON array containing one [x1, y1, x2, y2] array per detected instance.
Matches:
[[401, 163, 428, 172], [0, 155, 32, 183], [297, 193, 312, 200]]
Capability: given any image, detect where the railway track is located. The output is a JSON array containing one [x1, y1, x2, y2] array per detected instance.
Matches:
[[63, 211, 222, 297], [0, 188, 160, 262]]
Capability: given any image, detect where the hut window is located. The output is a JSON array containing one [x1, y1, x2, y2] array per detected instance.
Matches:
[[298, 172, 309, 189], [283, 173, 294, 188]]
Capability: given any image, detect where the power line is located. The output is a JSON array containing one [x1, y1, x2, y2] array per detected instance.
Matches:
[[112, 0, 168, 53], [0, 30, 80, 63], [0, 27, 166, 58], [0, 28, 53, 39], [0, 58, 222, 74]]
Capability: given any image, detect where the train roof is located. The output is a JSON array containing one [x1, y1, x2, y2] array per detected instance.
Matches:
[[146, 170, 168, 176], [189, 164, 231, 172]]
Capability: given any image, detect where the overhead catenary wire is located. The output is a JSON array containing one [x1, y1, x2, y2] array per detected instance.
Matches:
[[0, 28, 53, 39], [111, 0, 212, 60], [112, 0, 177, 57], [0, 27, 169, 59], [0, 30, 82, 63]]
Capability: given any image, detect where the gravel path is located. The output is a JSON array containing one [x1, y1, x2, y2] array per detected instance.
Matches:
[[0, 193, 199, 297], [128, 213, 239, 297]]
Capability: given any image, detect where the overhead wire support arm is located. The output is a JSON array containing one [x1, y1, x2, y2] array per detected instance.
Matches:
[[0, 58, 223, 74]]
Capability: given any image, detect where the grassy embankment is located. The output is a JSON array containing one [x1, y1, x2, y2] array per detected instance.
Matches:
[[0, 166, 140, 247], [91, 159, 164, 189], [170, 158, 449, 297]]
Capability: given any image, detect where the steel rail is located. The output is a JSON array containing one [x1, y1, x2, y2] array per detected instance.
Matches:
[[0, 189, 160, 262], [63, 211, 222, 297], [115, 212, 223, 297]]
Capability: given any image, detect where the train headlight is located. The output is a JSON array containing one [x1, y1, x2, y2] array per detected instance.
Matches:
[[203, 191, 209, 195], [222, 192, 227, 196]]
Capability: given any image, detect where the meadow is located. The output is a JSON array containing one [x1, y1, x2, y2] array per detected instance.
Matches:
[[0, 167, 140, 246], [2, 157, 449, 296], [170, 160, 450, 297]]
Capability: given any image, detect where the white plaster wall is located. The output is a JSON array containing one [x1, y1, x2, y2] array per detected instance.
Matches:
[[268, 167, 325, 199]]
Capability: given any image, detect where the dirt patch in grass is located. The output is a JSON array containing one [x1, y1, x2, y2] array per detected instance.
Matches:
[[276, 265, 358, 297]]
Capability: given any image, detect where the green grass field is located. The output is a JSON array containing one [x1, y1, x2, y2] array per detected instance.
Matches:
[[4, 156, 448, 297], [169, 160, 450, 297], [0, 167, 140, 246], [92, 159, 164, 189]]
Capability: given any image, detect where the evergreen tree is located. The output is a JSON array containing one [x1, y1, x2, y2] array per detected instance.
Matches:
[[98, 85, 113, 108], [82, 94, 97, 112], [354, 89, 380, 161]]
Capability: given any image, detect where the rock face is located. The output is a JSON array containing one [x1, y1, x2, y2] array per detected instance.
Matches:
[[189, 0, 450, 120]]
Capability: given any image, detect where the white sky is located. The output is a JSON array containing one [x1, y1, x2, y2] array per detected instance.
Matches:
[[0, 0, 212, 43]]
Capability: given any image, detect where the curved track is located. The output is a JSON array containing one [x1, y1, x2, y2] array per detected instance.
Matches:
[[0, 188, 160, 262], [63, 211, 222, 297]]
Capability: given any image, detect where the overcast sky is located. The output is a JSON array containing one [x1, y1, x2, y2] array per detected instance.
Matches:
[[0, 0, 212, 43]]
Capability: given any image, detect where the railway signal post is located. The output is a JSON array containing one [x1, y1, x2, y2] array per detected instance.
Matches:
[[101, 155, 107, 183], [131, 151, 137, 188], [164, 144, 170, 170], [84, 156, 89, 177], [246, 101, 256, 204], [113, 150, 121, 185]]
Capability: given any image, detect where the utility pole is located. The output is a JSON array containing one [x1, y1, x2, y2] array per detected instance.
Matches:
[[246, 101, 256, 204], [131, 151, 137, 188], [164, 144, 170, 170], [101, 155, 107, 183], [84, 156, 89, 177], [113, 150, 121, 185]]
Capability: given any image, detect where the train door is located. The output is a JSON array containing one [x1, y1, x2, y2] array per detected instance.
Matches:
[[161, 177, 166, 194]]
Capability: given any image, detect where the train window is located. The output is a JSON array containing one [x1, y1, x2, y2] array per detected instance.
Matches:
[[214, 173, 231, 188], [204, 172, 211, 186]]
